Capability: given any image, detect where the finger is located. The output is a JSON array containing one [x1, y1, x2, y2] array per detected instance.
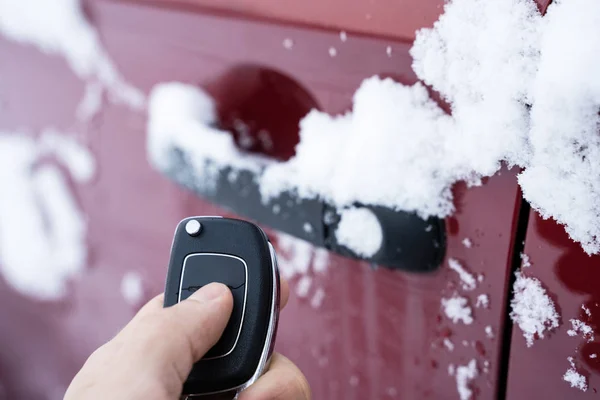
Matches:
[[237, 353, 311, 400], [125, 283, 233, 385], [162, 282, 233, 361], [280, 277, 290, 310], [134, 293, 164, 317]]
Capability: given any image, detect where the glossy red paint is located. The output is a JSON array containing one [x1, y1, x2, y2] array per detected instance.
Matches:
[[133, 0, 446, 41], [505, 214, 600, 398], [0, 0, 558, 399]]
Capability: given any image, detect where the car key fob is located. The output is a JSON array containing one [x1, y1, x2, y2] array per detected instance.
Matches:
[[163, 216, 280, 398]]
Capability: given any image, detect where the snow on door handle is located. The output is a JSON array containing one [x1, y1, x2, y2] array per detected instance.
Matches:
[[147, 82, 445, 272]]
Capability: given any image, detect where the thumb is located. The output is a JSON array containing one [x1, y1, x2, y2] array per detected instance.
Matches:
[[125, 282, 233, 390], [167, 282, 234, 361]]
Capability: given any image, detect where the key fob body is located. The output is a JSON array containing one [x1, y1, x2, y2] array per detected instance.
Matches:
[[163, 216, 280, 397]]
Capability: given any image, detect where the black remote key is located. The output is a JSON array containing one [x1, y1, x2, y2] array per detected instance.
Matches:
[[163, 216, 280, 398]]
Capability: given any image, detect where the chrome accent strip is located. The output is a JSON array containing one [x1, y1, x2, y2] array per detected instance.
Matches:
[[236, 242, 279, 391]]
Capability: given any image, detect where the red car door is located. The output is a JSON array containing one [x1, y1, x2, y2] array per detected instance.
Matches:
[[0, 0, 550, 399], [505, 215, 600, 398]]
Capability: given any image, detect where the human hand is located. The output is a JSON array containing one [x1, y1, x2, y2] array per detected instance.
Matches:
[[64, 279, 310, 400]]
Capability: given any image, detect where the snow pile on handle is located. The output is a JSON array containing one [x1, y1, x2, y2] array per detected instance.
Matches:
[[510, 272, 559, 347], [0, 0, 145, 115], [335, 207, 383, 257], [145, 0, 600, 255], [260, 79, 455, 218], [147, 83, 270, 192]]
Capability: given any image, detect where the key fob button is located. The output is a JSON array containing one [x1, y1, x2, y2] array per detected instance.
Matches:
[[179, 253, 246, 297], [179, 253, 248, 358]]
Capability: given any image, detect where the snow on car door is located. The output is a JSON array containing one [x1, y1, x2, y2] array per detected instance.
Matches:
[[0, 0, 566, 399]]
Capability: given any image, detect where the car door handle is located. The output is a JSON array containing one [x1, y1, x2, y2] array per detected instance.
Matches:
[[149, 78, 445, 272]]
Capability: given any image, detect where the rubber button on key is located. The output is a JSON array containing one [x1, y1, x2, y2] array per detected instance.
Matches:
[[179, 253, 247, 358]]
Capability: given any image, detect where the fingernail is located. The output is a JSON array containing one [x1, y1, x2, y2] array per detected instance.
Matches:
[[189, 282, 229, 303]]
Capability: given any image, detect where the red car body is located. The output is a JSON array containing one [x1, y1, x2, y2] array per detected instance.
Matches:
[[0, 0, 598, 399]]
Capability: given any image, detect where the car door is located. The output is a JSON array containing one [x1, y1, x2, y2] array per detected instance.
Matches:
[[505, 215, 600, 398], [0, 0, 549, 399]]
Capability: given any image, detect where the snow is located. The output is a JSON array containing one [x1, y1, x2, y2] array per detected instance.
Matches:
[[448, 258, 476, 290], [563, 357, 588, 391], [295, 275, 312, 298], [259, 77, 456, 219], [312, 248, 329, 273], [448, 364, 455, 376], [510, 272, 559, 347], [462, 238, 472, 249], [76, 82, 103, 122], [275, 233, 313, 279], [386, 46, 392, 57], [0, 0, 144, 110], [303, 222, 313, 234], [476, 294, 489, 309], [443, 338, 455, 351], [233, 119, 254, 149], [147, 83, 270, 193], [441, 295, 473, 325], [39, 129, 96, 182], [310, 288, 325, 309], [0, 133, 90, 299], [282, 38, 294, 50], [567, 319, 595, 342], [339, 31, 347, 42], [272, 232, 331, 305], [564, 369, 587, 391], [257, 130, 273, 151], [520, 253, 531, 268], [121, 272, 143, 305], [590, 354, 597, 359], [274, 233, 330, 306], [582, 305, 592, 317], [411, 0, 540, 175], [328, 47, 337, 57], [335, 207, 383, 257], [518, 0, 600, 255], [455, 360, 478, 400], [483, 360, 490, 374], [485, 326, 494, 339]]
